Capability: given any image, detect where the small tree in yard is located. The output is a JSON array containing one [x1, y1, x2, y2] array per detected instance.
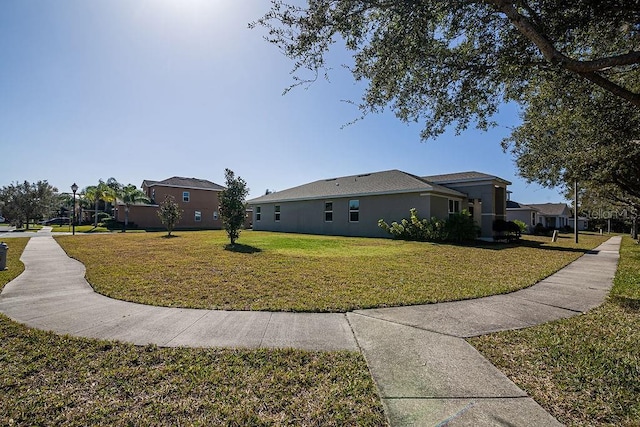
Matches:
[[157, 195, 182, 237], [219, 168, 249, 246]]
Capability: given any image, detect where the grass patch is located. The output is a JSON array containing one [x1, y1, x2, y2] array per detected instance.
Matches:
[[0, 319, 385, 426], [0, 237, 29, 290], [0, 236, 386, 426], [470, 236, 640, 426], [49, 225, 111, 233], [55, 231, 608, 312]]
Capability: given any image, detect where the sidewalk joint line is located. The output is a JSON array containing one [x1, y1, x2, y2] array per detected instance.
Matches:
[[350, 311, 464, 338], [382, 395, 531, 400], [258, 312, 273, 348], [345, 313, 364, 353], [164, 311, 211, 346], [508, 295, 587, 314]]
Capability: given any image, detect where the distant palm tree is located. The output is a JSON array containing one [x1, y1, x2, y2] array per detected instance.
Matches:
[[105, 178, 121, 216], [82, 185, 98, 226], [118, 184, 150, 232], [93, 180, 113, 227]]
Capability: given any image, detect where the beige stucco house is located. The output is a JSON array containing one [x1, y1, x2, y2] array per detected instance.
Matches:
[[248, 169, 510, 239]]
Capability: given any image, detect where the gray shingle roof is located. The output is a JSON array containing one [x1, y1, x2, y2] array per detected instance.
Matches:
[[143, 177, 225, 191], [526, 203, 571, 216], [248, 169, 466, 204], [423, 171, 511, 185], [506, 200, 538, 210]]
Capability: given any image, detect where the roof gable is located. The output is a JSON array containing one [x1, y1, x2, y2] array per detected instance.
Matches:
[[506, 200, 537, 210], [423, 171, 511, 185], [526, 203, 571, 216], [248, 169, 466, 204], [143, 177, 225, 191]]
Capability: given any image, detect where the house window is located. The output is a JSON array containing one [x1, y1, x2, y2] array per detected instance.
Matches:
[[256, 206, 261, 221], [324, 201, 333, 222], [195, 211, 201, 222], [151, 189, 155, 203], [531, 212, 536, 226], [213, 211, 219, 221], [183, 191, 190, 202], [349, 199, 359, 222], [274, 205, 281, 221], [448, 199, 460, 217]]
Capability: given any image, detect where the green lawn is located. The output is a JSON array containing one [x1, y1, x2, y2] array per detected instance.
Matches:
[[49, 224, 111, 233], [56, 230, 608, 312], [0, 237, 29, 284], [0, 238, 386, 426], [1, 232, 629, 425], [470, 236, 640, 426]]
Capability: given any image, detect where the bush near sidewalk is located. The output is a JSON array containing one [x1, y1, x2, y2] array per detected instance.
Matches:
[[470, 236, 640, 426]]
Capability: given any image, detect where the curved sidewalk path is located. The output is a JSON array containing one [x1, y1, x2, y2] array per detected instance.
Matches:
[[0, 235, 621, 426]]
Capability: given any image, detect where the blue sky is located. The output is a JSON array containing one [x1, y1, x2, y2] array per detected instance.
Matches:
[[0, 0, 565, 203]]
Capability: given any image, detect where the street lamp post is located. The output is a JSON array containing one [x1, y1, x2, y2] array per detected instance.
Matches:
[[71, 183, 78, 235], [574, 180, 579, 244]]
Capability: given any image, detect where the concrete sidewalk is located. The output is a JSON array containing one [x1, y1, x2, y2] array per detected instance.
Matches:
[[350, 236, 620, 426], [0, 237, 357, 351], [0, 235, 622, 426]]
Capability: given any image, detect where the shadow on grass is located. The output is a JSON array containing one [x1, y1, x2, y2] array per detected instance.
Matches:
[[613, 296, 640, 312], [448, 236, 600, 253], [160, 234, 181, 239], [224, 243, 262, 254]]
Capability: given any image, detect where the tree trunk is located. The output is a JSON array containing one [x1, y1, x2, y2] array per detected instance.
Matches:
[[94, 199, 99, 227]]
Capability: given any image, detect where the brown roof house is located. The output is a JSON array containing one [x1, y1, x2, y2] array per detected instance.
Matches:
[[247, 169, 510, 239], [114, 177, 226, 230]]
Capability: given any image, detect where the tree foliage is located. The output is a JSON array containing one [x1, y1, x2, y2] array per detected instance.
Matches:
[[254, 1, 640, 220], [219, 169, 249, 245], [0, 181, 58, 228], [253, 0, 640, 140], [157, 195, 183, 237], [118, 184, 150, 232], [86, 180, 118, 227], [503, 71, 640, 207]]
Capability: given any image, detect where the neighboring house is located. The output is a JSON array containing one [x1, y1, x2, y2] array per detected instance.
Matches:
[[506, 200, 540, 232], [527, 203, 572, 229], [423, 171, 511, 238], [569, 216, 589, 231], [114, 177, 226, 229], [247, 169, 510, 239]]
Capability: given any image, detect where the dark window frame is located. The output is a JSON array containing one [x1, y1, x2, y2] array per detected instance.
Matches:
[[349, 199, 359, 223], [324, 201, 333, 222]]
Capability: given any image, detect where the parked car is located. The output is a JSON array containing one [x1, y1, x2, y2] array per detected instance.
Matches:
[[0, 216, 4, 223], [41, 217, 71, 225]]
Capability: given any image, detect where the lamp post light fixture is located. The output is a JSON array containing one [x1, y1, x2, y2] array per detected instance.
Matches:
[[71, 183, 78, 235]]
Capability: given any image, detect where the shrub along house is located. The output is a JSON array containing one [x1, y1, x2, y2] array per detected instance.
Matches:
[[114, 177, 226, 230], [248, 169, 510, 239]]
